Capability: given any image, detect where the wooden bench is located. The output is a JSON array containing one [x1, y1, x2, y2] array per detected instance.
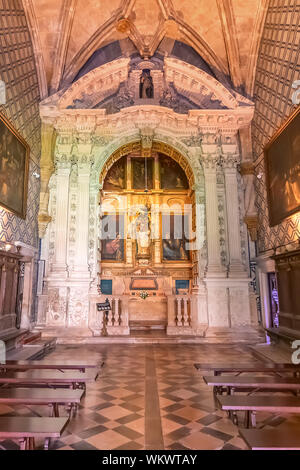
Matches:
[[0, 388, 84, 418], [218, 395, 300, 428], [0, 360, 104, 373], [0, 417, 69, 450], [239, 428, 300, 450], [0, 369, 99, 390], [194, 363, 300, 377], [203, 375, 300, 395]]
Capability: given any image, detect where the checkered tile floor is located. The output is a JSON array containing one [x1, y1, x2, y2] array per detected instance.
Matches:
[[1, 344, 299, 450]]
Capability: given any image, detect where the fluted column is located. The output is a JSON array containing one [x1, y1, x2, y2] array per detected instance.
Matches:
[[203, 156, 226, 278], [223, 156, 247, 277], [51, 161, 71, 276]]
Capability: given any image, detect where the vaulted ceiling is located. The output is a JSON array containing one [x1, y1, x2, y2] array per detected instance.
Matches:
[[22, 0, 269, 99]]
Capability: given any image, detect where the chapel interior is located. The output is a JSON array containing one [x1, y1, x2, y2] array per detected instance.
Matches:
[[0, 0, 299, 452]]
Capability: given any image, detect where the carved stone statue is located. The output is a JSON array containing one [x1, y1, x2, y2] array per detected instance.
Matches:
[[134, 206, 151, 258], [140, 71, 153, 99]]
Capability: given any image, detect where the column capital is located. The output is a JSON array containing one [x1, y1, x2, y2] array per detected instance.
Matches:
[[221, 154, 239, 170], [201, 155, 221, 171], [77, 160, 92, 176], [56, 159, 72, 173]]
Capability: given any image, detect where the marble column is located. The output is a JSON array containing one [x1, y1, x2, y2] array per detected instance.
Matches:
[[203, 156, 226, 278], [223, 157, 247, 277], [51, 161, 71, 276], [72, 162, 91, 279]]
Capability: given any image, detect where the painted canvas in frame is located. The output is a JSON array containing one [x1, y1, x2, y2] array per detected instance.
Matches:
[[101, 214, 125, 261], [162, 213, 190, 261], [264, 106, 300, 227], [0, 112, 29, 218]]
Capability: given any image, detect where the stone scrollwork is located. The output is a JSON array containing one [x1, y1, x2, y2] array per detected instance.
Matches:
[[68, 289, 89, 328], [47, 287, 67, 326]]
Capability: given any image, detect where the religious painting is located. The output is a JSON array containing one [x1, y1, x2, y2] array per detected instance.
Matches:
[[101, 214, 125, 261], [0, 112, 29, 218], [103, 156, 126, 190], [162, 214, 190, 261], [160, 155, 189, 190], [264, 106, 300, 227], [132, 158, 153, 190]]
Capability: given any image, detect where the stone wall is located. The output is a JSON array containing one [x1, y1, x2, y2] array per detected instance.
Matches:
[[0, 0, 41, 249], [0, 0, 42, 331], [252, 0, 300, 254]]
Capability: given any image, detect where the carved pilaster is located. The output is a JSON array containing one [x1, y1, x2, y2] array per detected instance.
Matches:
[[222, 155, 247, 277], [202, 155, 226, 277], [71, 161, 92, 278], [50, 160, 71, 277]]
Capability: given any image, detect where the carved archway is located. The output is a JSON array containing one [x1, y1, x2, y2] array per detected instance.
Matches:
[[98, 140, 197, 190]]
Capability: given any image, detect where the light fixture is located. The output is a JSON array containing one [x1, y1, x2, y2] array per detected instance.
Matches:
[[144, 153, 148, 193]]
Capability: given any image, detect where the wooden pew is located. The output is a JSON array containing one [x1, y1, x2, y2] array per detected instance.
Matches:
[[218, 395, 300, 428], [0, 388, 84, 418], [239, 428, 300, 450], [194, 363, 300, 377], [0, 369, 99, 390], [0, 417, 69, 450], [203, 375, 300, 395], [0, 360, 104, 373]]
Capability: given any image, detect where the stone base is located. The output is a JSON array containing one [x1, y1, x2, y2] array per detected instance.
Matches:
[[107, 326, 130, 336], [167, 326, 207, 336]]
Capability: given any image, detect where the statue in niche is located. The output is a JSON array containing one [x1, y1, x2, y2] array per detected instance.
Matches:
[[133, 205, 152, 259], [140, 70, 154, 99]]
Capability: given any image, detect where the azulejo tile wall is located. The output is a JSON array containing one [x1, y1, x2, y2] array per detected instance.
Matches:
[[0, 0, 41, 249], [252, 0, 300, 254]]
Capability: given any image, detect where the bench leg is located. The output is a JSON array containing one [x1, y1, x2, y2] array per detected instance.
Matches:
[[53, 403, 60, 417], [73, 403, 79, 417], [19, 439, 27, 450], [244, 410, 250, 429], [250, 411, 257, 428], [29, 437, 35, 450], [44, 438, 50, 451], [232, 411, 238, 426]]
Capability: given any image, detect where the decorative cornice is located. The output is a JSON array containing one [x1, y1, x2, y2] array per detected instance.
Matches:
[[240, 162, 255, 176], [40, 105, 254, 135]]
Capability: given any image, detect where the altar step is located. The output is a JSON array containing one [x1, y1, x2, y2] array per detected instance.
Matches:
[[129, 321, 167, 332], [40, 325, 265, 345]]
